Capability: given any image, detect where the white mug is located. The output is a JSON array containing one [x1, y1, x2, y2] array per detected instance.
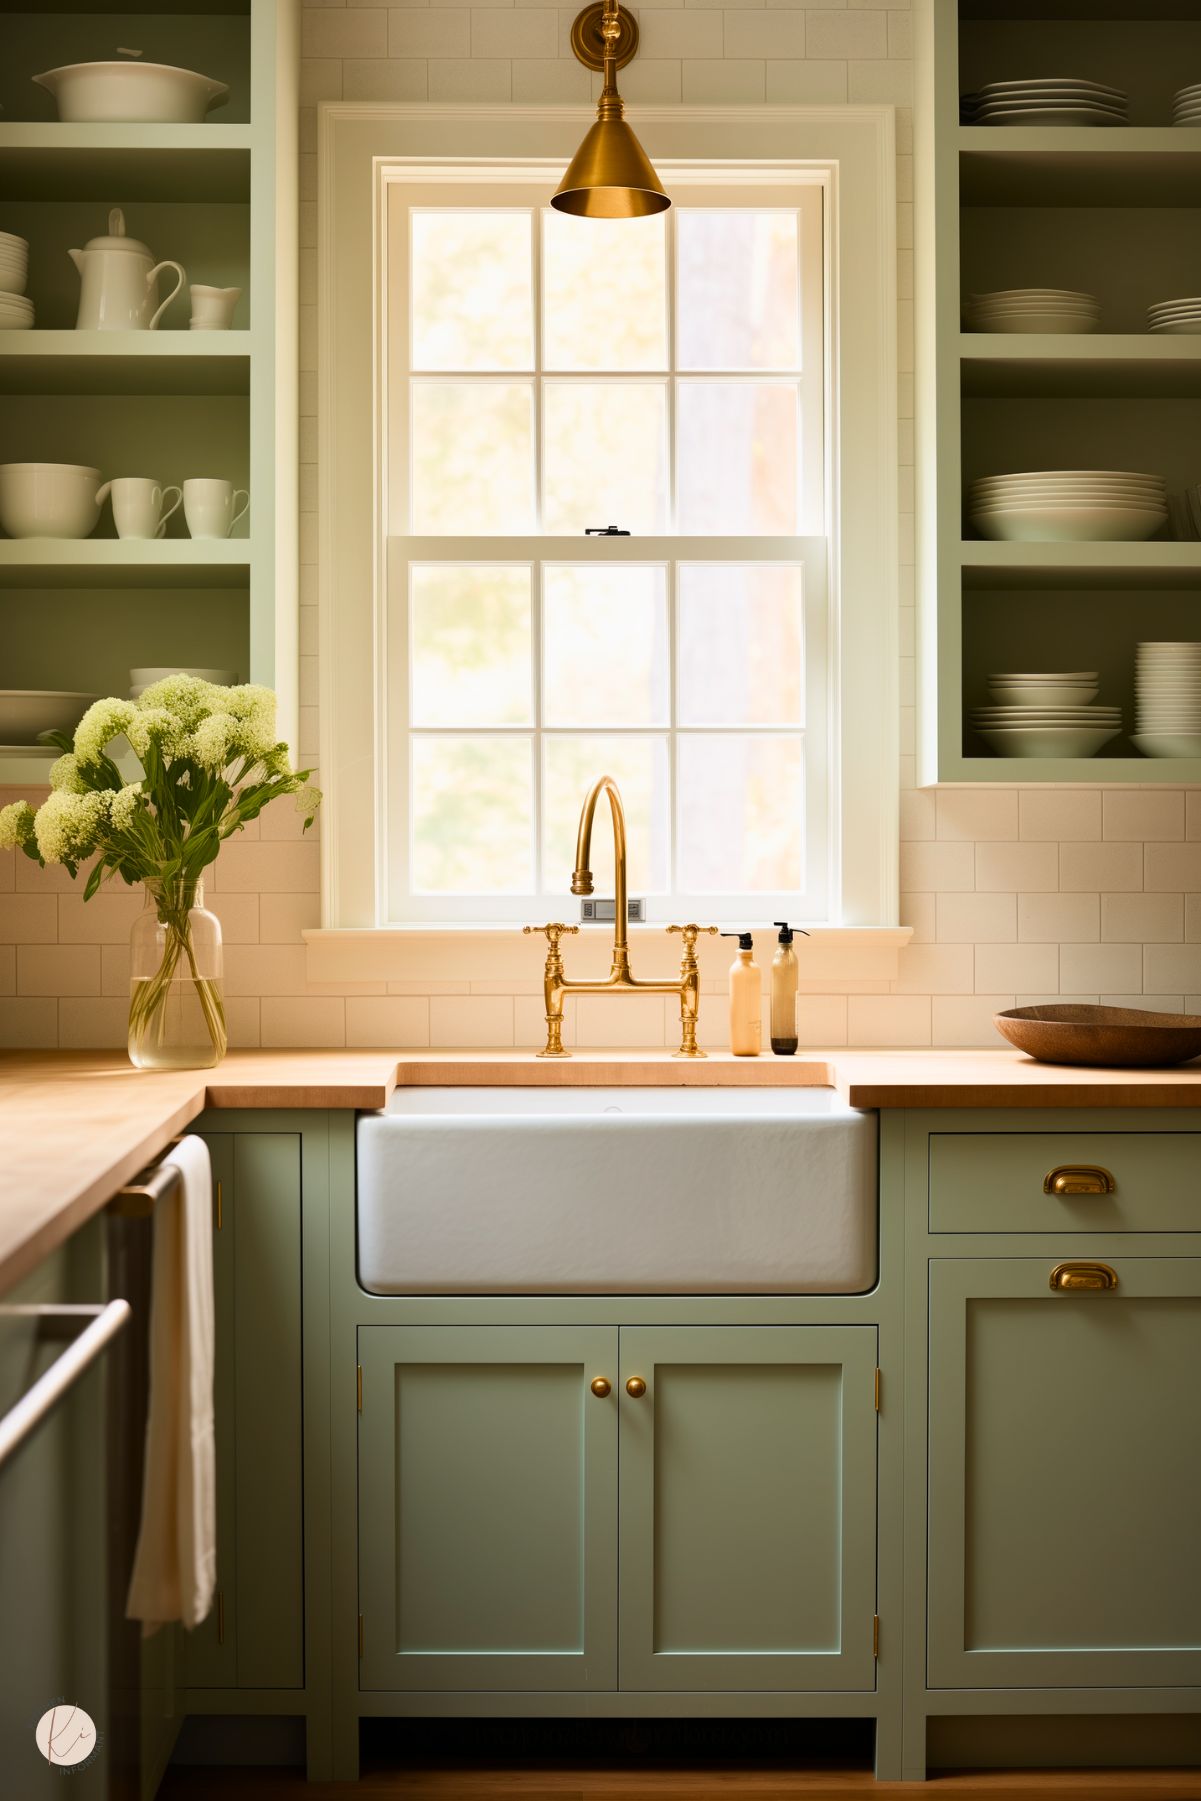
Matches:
[[189, 284, 242, 331], [184, 478, 249, 540], [96, 476, 183, 540]]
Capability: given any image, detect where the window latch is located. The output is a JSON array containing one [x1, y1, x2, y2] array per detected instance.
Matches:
[[585, 525, 630, 536]]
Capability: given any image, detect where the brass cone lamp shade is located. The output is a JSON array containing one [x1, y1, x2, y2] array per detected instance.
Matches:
[[553, 0, 670, 218]]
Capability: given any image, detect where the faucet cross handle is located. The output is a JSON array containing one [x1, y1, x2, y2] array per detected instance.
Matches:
[[668, 923, 718, 955], [524, 922, 580, 950]]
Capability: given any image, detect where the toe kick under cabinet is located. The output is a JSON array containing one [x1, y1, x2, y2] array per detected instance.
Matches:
[[355, 1324, 879, 1696], [898, 1109, 1201, 1781]]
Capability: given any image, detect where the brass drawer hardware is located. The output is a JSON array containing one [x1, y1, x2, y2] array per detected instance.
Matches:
[[1049, 1261, 1119, 1293], [1043, 1164, 1116, 1197], [590, 1376, 611, 1398], [625, 1376, 647, 1399]]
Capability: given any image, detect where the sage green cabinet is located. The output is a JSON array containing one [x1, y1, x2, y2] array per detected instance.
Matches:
[[927, 1256, 1201, 1691], [357, 1322, 877, 1696], [357, 1324, 619, 1692], [619, 1325, 879, 1693], [183, 1131, 304, 1692]]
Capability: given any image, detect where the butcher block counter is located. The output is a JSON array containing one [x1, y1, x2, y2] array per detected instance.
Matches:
[[1, 1046, 1201, 1294]]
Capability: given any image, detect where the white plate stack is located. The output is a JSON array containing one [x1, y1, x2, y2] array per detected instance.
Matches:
[[1172, 84, 1201, 125], [968, 470, 1168, 542], [1147, 295, 1201, 335], [964, 289, 1100, 335], [971, 670, 1119, 758], [967, 77, 1128, 128], [0, 231, 32, 330], [1132, 642, 1201, 758]]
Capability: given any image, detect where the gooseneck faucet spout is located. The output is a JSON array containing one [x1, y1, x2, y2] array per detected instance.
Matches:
[[570, 774, 629, 975], [524, 774, 716, 1058]]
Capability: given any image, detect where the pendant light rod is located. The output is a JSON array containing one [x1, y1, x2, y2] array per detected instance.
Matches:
[[552, 0, 671, 217]]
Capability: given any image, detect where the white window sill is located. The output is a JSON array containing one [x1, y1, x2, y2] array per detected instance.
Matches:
[[303, 925, 913, 988]]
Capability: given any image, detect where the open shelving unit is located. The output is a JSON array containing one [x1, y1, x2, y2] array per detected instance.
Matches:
[[0, 0, 297, 785], [915, 0, 1201, 783]]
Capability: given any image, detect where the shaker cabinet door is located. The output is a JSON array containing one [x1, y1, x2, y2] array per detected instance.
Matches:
[[357, 1325, 619, 1692], [617, 1325, 878, 1692], [928, 1257, 1201, 1690]]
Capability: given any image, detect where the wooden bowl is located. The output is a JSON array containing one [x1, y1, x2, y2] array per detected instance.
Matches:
[[994, 1003, 1201, 1068]]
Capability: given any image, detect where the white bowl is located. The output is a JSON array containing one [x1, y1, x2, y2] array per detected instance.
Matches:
[[32, 60, 230, 125], [970, 505, 1165, 542], [988, 686, 1100, 705], [0, 231, 28, 255], [1149, 319, 1201, 334], [0, 295, 34, 316], [0, 463, 102, 539], [0, 690, 100, 744], [975, 108, 1126, 126], [978, 726, 1120, 758], [130, 666, 237, 686], [978, 77, 1125, 95], [969, 483, 1164, 502], [1132, 733, 1201, 757], [0, 270, 28, 298]]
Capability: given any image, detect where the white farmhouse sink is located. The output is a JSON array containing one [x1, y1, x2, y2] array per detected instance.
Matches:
[[356, 1086, 877, 1295]]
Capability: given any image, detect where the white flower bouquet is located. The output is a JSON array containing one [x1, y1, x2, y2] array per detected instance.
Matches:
[[0, 677, 319, 1068]]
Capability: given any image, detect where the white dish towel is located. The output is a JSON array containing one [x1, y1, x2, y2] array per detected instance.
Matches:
[[126, 1133, 217, 1637]]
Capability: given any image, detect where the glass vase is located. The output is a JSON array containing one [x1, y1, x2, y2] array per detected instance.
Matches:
[[128, 878, 227, 1071]]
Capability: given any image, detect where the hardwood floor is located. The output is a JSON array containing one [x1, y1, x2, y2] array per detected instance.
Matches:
[[158, 1767, 1201, 1800], [157, 1718, 1201, 1800]]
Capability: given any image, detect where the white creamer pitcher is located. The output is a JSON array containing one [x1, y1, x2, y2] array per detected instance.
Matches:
[[69, 208, 186, 331]]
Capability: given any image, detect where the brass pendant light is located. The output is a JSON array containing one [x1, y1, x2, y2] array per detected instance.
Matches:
[[552, 0, 670, 218]]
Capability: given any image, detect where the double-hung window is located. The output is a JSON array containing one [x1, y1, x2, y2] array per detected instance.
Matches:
[[385, 172, 829, 923]]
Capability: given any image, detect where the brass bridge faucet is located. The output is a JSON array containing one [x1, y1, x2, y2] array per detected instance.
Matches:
[[524, 774, 717, 1058]]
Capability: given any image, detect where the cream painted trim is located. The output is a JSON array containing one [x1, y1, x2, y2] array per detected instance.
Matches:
[[316, 103, 899, 945]]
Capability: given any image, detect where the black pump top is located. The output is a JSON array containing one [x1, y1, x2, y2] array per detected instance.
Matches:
[[774, 920, 809, 944], [721, 931, 755, 951]]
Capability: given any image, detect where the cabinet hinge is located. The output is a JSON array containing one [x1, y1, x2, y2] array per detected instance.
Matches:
[[358, 1614, 364, 1660], [874, 1367, 881, 1412], [217, 1589, 225, 1646], [215, 1180, 223, 1232], [357, 1363, 363, 1412], [873, 1614, 879, 1659]]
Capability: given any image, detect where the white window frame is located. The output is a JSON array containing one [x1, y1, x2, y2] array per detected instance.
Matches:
[[314, 105, 899, 954]]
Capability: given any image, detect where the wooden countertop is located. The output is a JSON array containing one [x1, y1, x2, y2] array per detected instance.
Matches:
[[2, 1046, 1200, 1296]]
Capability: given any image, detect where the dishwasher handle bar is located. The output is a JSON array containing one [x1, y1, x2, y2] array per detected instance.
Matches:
[[0, 1300, 132, 1471]]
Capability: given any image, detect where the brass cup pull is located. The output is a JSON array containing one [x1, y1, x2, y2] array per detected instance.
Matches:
[[625, 1376, 647, 1399], [1044, 1164, 1116, 1197], [590, 1376, 611, 1398], [1050, 1261, 1119, 1293]]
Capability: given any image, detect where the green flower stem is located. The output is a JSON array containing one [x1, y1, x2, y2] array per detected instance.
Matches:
[[129, 885, 228, 1064]]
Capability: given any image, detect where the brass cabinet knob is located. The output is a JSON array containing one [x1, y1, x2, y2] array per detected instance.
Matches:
[[625, 1376, 647, 1398], [1049, 1261, 1119, 1293], [590, 1376, 611, 1398], [1044, 1164, 1115, 1197]]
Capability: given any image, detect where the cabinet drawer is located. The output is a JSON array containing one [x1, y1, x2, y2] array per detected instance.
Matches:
[[929, 1132, 1201, 1233]]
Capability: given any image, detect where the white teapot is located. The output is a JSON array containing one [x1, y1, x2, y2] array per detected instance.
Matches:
[[69, 208, 186, 331]]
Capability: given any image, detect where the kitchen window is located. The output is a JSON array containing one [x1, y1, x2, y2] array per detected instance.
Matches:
[[315, 108, 899, 952], [386, 178, 827, 923]]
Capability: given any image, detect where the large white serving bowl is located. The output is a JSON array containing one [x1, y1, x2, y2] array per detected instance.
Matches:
[[0, 691, 99, 744], [32, 60, 230, 124], [978, 726, 1120, 758], [970, 504, 1165, 542], [0, 463, 102, 539], [1132, 733, 1201, 757]]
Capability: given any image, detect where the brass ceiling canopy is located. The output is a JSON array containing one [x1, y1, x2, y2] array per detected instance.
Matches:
[[552, 0, 670, 219]]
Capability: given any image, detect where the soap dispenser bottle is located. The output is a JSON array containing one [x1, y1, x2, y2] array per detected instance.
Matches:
[[721, 932, 761, 1056], [770, 921, 804, 1056]]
